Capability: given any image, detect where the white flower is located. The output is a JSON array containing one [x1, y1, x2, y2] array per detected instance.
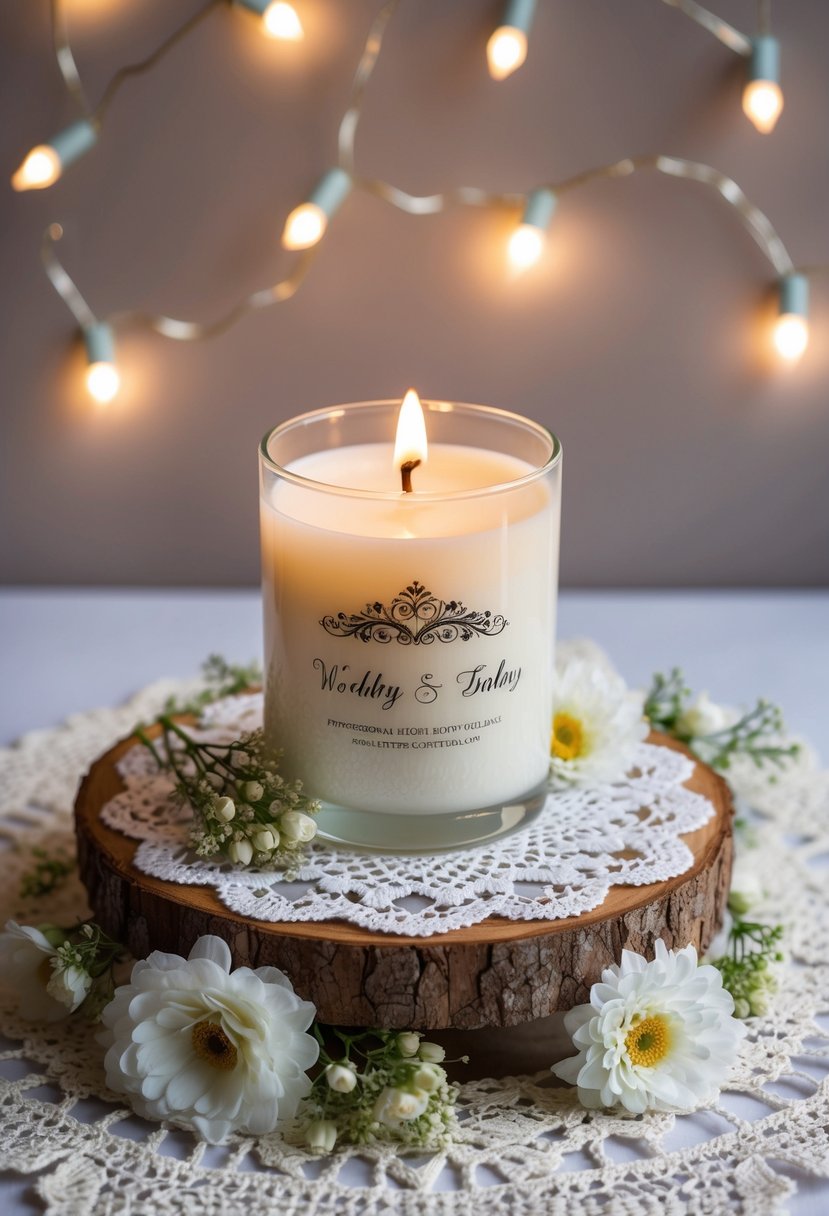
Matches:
[[418, 1041, 445, 1063], [551, 656, 647, 786], [552, 941, 745, 1113], [228, 838, 253, 865], [281, 811, 317, 843], [244, 781, 265, 803], [46, 958, 92, 1012], [676, 691, 731, 739], [412, 1062, 445, 1092], [705, 909, 734, 961], [396, 1031, 421, 1057], [214, 796, 236, 822], [325, 1062, 358, 1093], [306, 1119, 337, 1152], [373, 1086, 430, 1129], [99, 935, 318, 1143], [252, 828, 279, 853], [0, 921, 69, 1022]]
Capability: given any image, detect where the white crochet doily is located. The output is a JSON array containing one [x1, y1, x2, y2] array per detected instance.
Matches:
[[98, 692, 714, 936], [1, 674, 829, 1215]]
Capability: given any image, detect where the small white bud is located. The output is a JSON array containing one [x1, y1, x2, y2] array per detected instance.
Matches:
[[412, 1062, 444, 1092], [280, 811, 317, 843], [228, 838, 253, 865], [305, 1119, 337, 1152], [325, 1063, 358, 1093], [244, 780, 264, 802], [214, 796, 236, 822], [418, 1041, 445, 1063], [252, 828, 279, 853], [396, 1031, 421, 1057]]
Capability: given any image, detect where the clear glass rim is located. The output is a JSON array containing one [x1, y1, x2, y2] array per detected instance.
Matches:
[[259, 399, 561, 503]]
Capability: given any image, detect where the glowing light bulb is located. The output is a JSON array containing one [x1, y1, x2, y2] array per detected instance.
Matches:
[[773, 314, 808, 362], [282, 202, 327, 250], [772, 274, 809, 363], [743, 79, 784, 133], [394, 388, 428, 475], [11, 145, 61, 191], [487, 26, 528, 80], [262, 1, 303, 40], [743, 35, 783, 133], [507, 188, 556, 273], [508, 224, 544, 271], [281, 169, 351, 250], [86, 362, 121, 404]]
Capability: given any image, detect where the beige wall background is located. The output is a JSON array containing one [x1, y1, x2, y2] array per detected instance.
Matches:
[[1, 0, 827, 587]]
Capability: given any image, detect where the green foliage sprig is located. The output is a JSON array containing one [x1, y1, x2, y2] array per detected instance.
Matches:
[[162, 654, 262, 718], [302, 1028, 462, 1152], [712, 904, 784, 1019], [20, 847, 75, 899], [136, 719, 319, 872], [644, 668, 800, 771]]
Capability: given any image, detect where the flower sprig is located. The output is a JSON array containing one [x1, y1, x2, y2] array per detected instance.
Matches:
[[711, 901, 784, 1019], [302, 1028, 462, 1152], [644, 668, 800, 771], [19, 847, 75, 899], [136, 718, 319, 871], [162, 654, 262, 717], [0, 919, 124, 1022]]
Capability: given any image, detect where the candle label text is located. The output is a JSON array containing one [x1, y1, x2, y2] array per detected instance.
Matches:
[[312, 658, 521, 710], [320, 580, 508, 645]]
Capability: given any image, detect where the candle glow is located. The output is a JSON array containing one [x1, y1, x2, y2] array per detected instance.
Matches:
[[393, 389, 429, 473]]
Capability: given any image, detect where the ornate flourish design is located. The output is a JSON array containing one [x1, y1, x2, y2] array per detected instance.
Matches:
[[320, 581, 508, 646]]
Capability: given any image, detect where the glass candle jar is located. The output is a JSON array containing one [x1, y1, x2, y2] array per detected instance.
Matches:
[[259, 398, 562, 851]]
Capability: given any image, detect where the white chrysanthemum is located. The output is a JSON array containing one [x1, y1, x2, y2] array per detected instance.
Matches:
[[0, 921, 69, 1022], [551, 655, 647, 785], [99, 935, 318, 1143], [552, 941, 745, 1113]]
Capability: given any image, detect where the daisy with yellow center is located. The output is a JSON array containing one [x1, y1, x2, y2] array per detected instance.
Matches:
[[553, 941, 745, 1113], [550, 653, 647, 785]]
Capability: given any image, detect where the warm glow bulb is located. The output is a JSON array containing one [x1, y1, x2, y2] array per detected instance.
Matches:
[[11, 145, 61, 191], [773, 314, 809, 363], [282, 202, 327, 250], [742, 80, 784, 133], [487, 26, 528, 80], [508, 223, 544, 271], [394, 389, 428, 469], [262, 1, 303, 40], [86, 362, 121, 404]]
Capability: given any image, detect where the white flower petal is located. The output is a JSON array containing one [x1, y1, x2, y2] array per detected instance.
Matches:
[[188, 936, 232, 972]]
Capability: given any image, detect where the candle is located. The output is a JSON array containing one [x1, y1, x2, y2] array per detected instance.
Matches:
[[259, 395, 561, 850]]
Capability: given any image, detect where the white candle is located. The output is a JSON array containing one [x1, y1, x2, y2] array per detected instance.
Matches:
[[260, 397, 561, 849]]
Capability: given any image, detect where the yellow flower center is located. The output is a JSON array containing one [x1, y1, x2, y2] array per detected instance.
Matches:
[[624, 1015, 671, 1068], [191, 1021, 238, 1071], [552, 712, 584, 761]]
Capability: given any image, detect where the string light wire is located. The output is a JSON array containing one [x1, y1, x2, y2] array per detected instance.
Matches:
[[40, 0, 815, 360]]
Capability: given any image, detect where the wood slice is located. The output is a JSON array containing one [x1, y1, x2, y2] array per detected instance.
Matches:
[[75, 723, 733, 1031]]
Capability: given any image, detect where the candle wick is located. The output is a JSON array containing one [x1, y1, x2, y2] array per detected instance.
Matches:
[[400, 459, 421, 494]]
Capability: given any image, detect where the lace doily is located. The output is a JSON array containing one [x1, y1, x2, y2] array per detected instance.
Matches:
[[1, 674, 829, 1215], [98, 693, 714, 936]]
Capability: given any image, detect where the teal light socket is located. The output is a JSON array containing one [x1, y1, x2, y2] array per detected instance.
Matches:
[[500, 0, 537, 35], [308, 167, 352, 219], [779, 273, 809, 318], [237, 0, 271, 15], [522, 188, 557, 231], [749, 35, 780, 84], [83, 322, 115, 365], [50, 119, 98, 168]]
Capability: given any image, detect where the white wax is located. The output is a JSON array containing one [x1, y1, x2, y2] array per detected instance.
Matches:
[[261, 442, 558, 815]]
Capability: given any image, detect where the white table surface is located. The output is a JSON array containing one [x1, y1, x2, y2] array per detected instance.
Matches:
[[1, 587, 827, 1214]]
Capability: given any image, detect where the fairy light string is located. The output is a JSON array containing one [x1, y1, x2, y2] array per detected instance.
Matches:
[[30, 0, 822, 400]]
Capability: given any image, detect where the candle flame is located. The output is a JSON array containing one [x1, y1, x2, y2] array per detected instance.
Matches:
[[394, 388, 428, 469]]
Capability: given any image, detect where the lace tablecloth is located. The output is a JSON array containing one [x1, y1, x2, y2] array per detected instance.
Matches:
[[1, 677, 829, 1214]]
